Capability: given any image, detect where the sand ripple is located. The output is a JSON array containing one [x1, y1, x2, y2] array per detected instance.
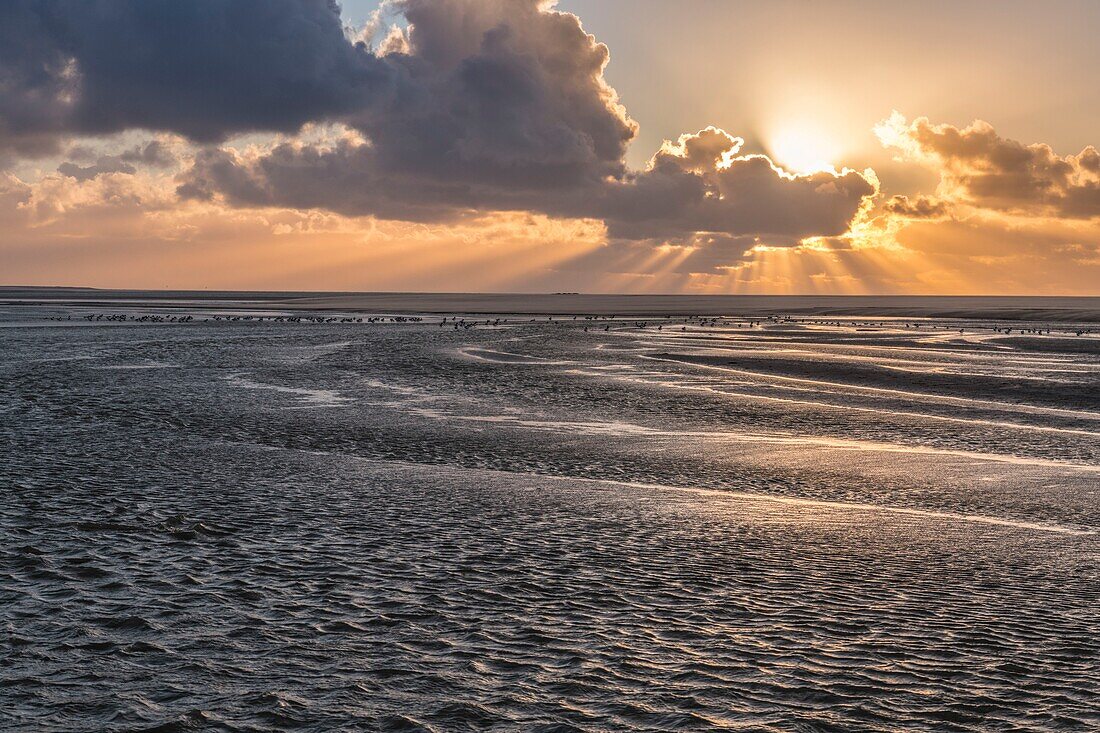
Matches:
[[2, 314, 1099, 731]]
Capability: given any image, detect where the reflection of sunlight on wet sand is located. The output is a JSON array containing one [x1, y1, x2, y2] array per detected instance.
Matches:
[[639, 354, 1100, 421], [630, 328, 1099, 376], [223, 372, 351, 408], [603, 477, 1097, 536], [457, 347, 573, 365], [575, 362, 1100, 437], [411, 463, 1093, 536], [714, 431, 1100, 472], [291, 445, 1098, 535], [368, 366, 1100, 470], [15, 305, 1100, 730]]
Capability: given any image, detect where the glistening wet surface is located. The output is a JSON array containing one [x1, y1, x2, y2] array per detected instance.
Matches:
[[2, 305, 1099, 731]]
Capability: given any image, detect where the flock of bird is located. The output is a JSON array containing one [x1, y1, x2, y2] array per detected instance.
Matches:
[[38, 311, 1097, 338], [45, 313, 423, 324]]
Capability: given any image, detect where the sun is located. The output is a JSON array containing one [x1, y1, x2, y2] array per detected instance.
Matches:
[[768, 124, 840, 174]]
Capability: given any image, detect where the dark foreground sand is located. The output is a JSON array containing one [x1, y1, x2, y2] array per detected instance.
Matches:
[[4, 300, 1100, 730]]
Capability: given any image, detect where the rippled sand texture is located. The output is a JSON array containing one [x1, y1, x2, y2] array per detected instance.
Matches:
[[3, 307, 1099, 731]]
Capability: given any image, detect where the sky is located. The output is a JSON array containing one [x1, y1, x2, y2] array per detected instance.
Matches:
[[3, 0, 1100, 294]]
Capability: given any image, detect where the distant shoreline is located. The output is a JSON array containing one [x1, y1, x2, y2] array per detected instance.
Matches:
[[3, 287, 1100, 322]]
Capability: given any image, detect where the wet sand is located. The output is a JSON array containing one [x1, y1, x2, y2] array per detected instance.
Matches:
[[2, 298, 1098, 731]]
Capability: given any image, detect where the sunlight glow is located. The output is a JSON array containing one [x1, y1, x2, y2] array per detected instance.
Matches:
[[768, 124, 840, 174]]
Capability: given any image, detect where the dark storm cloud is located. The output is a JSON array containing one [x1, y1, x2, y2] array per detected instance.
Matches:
[[178, 0, 647, 219], [0, 0, 386, 154], [0, 2, 76, 158], [355, 0, 638, 189], [57, 157, 135, 182], [54, 140, 180, 182], [119, 141, 180, 168], [178, 141, 496, 224], [1, 0, 633, 186]]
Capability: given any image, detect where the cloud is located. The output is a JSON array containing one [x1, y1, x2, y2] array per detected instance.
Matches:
[[0, 166, 613, 291], [178, 137, 497, 224], [592, 128, 877, 241], [54, 138, 184, 182], [876, 112, 1100, 218], [1, 0, 634, 186], [882, 194, 950, 219], [182, 123, 876, 244], [0, 0, 875, 248], [0, 0, 388, 155], [178, 0, 641, 212], [118, 140, 182, 168], [11, 167, 173, 226], [826, 113, 1100, 293], [57, 158, 136, 182], [361, 0, 638, 189], [6, 160, 1100, 295]]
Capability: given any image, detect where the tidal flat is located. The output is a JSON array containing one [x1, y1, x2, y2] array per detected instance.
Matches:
[[2, 294, 1099, 731]]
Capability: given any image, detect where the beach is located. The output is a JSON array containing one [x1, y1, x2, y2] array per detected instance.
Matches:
[[2, 293, 1099, 731]]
